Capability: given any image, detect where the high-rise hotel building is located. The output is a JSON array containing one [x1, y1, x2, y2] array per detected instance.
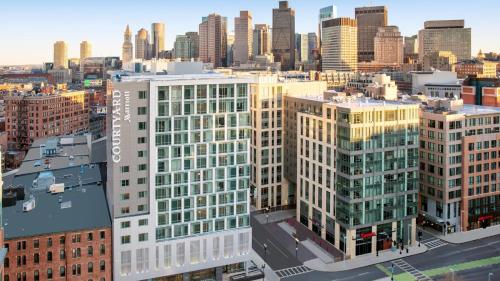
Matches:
[[108, 65, 252, 280], [296, 96, 419, 258]]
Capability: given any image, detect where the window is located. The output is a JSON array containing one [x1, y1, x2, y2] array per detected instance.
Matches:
[[138, 122, 146, 130], [121, 180, 130, 187], [138, 164, 147, 171], [47, 251, 53, 262], [138, 107, 147, 115], [139, 233, 148, 242], [138, 91, 147, 99], [60, 250, 65, 260], [100, 244, 106, 255], [59, 236, 65, 245], [87, 233, 93, 241], [88, 262, 93, 273], [138, 137, 146, 144], [121, 221, 130, 228], [34, 253, 39, 264], [100, 260, 105, 271], [47, 268, 53, 279], [33, 239, 39, 249], [60, 266, 66, 277], [100, 231, 105, 240], [139, 219, 148, 226], [120, 166, 129, 173], [72, 264, 81, 276], [88, 246, 93, 256], [34, 270, 39, 281], [121, 236, 131, 244], [47, 238, 52, 247]]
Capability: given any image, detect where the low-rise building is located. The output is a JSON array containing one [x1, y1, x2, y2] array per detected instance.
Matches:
[[461, 77, 500, 106], [422, 51, 457, 72], [454, 59, 497, 79]]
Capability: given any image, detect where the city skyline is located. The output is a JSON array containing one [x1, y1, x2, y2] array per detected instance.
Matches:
[[2, 0, 499, 65]]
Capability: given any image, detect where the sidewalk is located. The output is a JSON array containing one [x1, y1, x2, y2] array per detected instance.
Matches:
[[249, 250, 281, 281], [304, 244, 428, 272], [419, 224, 500, 244], [302, 239, 335, 264]]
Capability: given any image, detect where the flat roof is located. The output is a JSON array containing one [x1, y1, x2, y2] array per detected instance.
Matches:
[[329, 99, 418, 109], [118, 73, 253, 82], [459, 104, 500, 115], [3, 165, 110, 239]]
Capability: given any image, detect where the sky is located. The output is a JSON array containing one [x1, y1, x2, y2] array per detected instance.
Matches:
[[1, 0, 499, 65]]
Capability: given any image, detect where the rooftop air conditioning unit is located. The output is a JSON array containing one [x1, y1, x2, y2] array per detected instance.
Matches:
[[22, 198, 36, 212]]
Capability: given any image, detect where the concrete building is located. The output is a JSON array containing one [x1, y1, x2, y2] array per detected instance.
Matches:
[[226, 34, 235, 67], [419, 99, 500, 232], [462, 77, 500, 106], [296, 96, 419, 258], [151, 23, 166, 59], [135, 28, 150, 60], [295, 33, 309, 63], [122, 25, 134, 63], [53, 41, 68, 69], [272, 1, 296, 71], [2, 143, 112, 281], [418, 20, 471, 62], [108, 65, 252, 280], [364, 73, 398, 100], [199, 14, 228, 67], [374, 26, 403, 65], [48, 68, 72, 84], [404, 35, 418, 58], [355, 6, 388, 62], [4, 91, 89, 151], [250, 76, 327, 209], [321, 17, 358, 72], [80, 41, 92, 60], [307, 33, 318, 63], [454, 59, 498, 79], [174, 32, 200, 61], [234, 11, 253, 65], [252, 24, 271, 57], [411, 71, 458, 95], [423, 51, 457, 72], [424, 83, 461, 99]]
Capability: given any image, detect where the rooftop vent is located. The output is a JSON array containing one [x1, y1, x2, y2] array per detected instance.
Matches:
[[48, 183, 65, 194], [60, 201, 72, 209], [22, 198, 36, 212]]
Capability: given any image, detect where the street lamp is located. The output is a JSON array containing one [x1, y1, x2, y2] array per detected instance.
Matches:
[[391, 263, 394, 281], [294, 237, 299, 258], [263, 243, 267, 259], [342, 235, 347, 266], [489, 272, 494, 281], [449, 268, 455, 281], [261, 264, 266, 281]]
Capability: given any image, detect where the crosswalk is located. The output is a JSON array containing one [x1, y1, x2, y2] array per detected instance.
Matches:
[[392, 259, 433, 281], [275, 265, 312, 279], [421, 238, 448, 250]]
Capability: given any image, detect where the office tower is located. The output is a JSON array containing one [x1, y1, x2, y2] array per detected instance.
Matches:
[[307, 32, 318, 62], [252, 24, 270, 57], [294, 33, 309, 63], [318, 5, 338, 50], [199, 14, 228, 67], [355, 6, 388, 62], [227, 34, 235, 66], [418, 20, 471, 62], [321, 18, 358, 72], [53, 41, 68, 69], [4, 90, 89, 151], [420, 99, 500, 233], [423, 51, 457, 71], [151, 22, 165, 58], [122, 25, 134, 63], [80, 40, 92, 60], [174, 32, 199, 60], [374, 26, 403, 64], [108, 66, 252, 280], [404, 35, 418, 57], [297, 97, 419, 258], [250, 76, 327, 209], [135, 28, 150, 60], [234, 11, 253, 65], [272, 1, 296, 71]]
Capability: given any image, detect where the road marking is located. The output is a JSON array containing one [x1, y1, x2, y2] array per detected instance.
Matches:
[[393, 259, 433, 281], [423, 238, 448, 250], [267, 239, 290, 258], [275, 265, 312, 279]]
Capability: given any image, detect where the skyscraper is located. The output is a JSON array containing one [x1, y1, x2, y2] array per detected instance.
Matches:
[[80, 40, 92, 60], [295, 33, 309, 62], [122, 25, 134, 63], [272, 1, 296, 71], [321, 17, 358, 72], [199, 14, 227, 67], [53, 41, 68, 69], [374, 26, 403, 64], [404, 35, 418, 58], [234, 11, 253, 65], [307, 32, 318, 63], [174, 32, 199, 60], [108, 67, 253, 281], [252, 24, 270, 57], [151, 22, 165, 58], [318, 5, 338, 48], [135, 28, 150, 60], [418, 20, 471, 62], [355, 6, 388, 62]]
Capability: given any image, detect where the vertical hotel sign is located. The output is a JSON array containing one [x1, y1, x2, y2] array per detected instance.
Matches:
[[111, 90, 131, 163]]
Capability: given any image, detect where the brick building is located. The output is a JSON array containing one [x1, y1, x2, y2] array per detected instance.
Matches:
[[461, 77, 500, 107], [2, 163, 112, 281], [4, 91, 89, 151]]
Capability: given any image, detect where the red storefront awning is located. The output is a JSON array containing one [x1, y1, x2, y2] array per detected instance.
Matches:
[[479, 215, 494, 221], [360, 232, 376, 239]]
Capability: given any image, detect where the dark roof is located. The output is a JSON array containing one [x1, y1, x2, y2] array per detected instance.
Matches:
[[91, 137, 107, 163], [3, 164, 111, 240]]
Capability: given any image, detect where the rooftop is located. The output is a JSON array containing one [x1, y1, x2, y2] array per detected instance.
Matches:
[[2, 164, 110, 240], [17, 135, 91, 176]]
